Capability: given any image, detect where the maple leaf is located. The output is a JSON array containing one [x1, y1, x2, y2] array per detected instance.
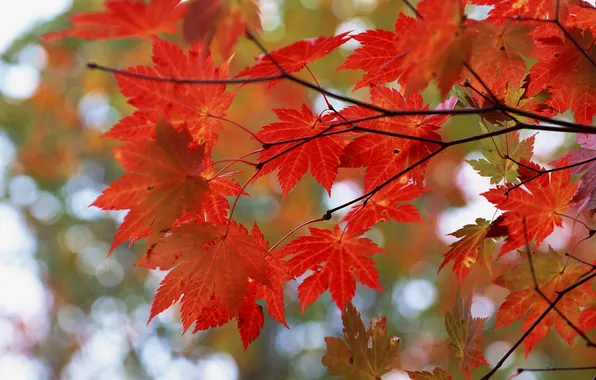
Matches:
[[255, 104, 348, 196], [399, 0, 476, 96], [342, 180, 427, 234], [182, 0, 261, 58], [406, 368, 453, 380], [438, 218, 507, 283], [494, 248, 596, 355], [579, 307, 596, 332], [184, 285, 266, 349], [182, 0, 225, 46], [482, 159, 578, 256], [339, 87, 448, 191], [106, 38, 236, 153], [281, 226, 385, 311], [445, 291, 489, 380], [41, 0, 186, 42], [527, 29, 596, 125], [466, 22, 534, 101], [469, 0, 559, 20], [468, 131, 536, 184], [338, 15, 414, 91], [341, 0, 474, 96], [150, 223, 288, 349], [93, 121, 211, 252], [322, 303, 399, 380], [566, 3, 596, 33], [235, 32, 350, 88], [567, 133, 596, 214], [138, 221, 272, 325]]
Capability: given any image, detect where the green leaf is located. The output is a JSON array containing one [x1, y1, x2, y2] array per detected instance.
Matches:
[[467, 128, 535, 184]]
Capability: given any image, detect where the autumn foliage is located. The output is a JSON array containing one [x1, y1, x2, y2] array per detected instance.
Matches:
[[42, 0, 596, 378]]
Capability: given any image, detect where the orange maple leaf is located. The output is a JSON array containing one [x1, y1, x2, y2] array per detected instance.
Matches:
[[41, 0, 186, 42], [494, 248, 596, 356], [482, 159, 578, 256], [281, 226, 385, 311]]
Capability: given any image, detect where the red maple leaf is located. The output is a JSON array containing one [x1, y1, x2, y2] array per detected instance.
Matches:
[[580, 307, 596, 332], [482, 159, 578, 256], [280, 226, 385, 311], [339, 86, 448, 191], [182, 0, 261, 58], [138, 222, 287, 349], [342, 180, 427, 234], [494, 248, 596, 355], [255, 104, 348, 196], [566, 3, 596, 33], [340, 0, 474, 96], [469, 0, 559, 21], [139, 222, 271, 320], [439, 218, 507, 283], [93, 121, 215, 252], [338, 14, 415, 91], [105, 38, 236, 153], [235, 32, 350, 88], [41, 0, 186, 41], [467, 22, 534, 101], [527, 29, 596, 125]]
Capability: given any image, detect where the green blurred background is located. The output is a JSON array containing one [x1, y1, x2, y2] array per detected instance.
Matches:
[[0, 0, 593, 379]]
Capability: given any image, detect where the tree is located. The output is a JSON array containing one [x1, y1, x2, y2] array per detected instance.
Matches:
[[13, 0, 596, 378]]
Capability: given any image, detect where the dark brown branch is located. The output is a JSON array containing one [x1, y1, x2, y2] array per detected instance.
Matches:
[[565, 253, 596, 269], [517, 366, 596, 373], [86, 61, 284, 84], [322, 147, 445, 218]]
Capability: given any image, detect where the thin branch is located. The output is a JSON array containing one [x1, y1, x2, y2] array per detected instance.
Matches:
[[268, 217, 327, 252], [87, 61, 284, 84], [322, 147, 445, 218], [207, 148, 263, 181], [565, 253, 596, 269], [224, 170, 260, 236], [517, 366, 596, 373], [503, 154, 596, 195], [207, 114, 264, 144]]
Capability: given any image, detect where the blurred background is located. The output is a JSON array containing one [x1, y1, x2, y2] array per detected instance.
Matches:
[[0, 0, 594, 379]]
